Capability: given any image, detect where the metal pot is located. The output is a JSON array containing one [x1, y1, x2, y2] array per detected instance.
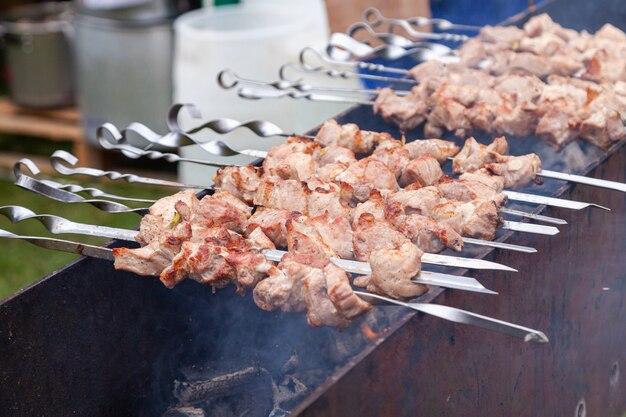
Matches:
[[74, 13, 174, 147], [0, 2, 75, 108]]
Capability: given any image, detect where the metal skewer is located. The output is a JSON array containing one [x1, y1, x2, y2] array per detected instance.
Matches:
[[99, 135, 565, 225], [48, 145, 560, 237], [0, 191, 516, 273], [0, 226, 550, 340], [354, 291, 548, 343], [234, 85, 626, 196], [0, 207, 499, 293], [537, 169, 626, 193], [218, 68, 408, 97], [94, 110, 599, 217], [363, 7, 483, 33], [13, 160, 538, 254]]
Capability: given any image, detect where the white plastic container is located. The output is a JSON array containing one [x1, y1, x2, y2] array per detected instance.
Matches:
[[173, 1, 356, 183]]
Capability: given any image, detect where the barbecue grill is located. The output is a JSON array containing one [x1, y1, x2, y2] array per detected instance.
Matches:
[[1, 0, 625, 416]]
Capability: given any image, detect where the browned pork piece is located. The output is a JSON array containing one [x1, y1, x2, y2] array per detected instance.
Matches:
[[263, 136, 321, 172], [385, 203, 464, 254], [253, 252, 371, 328], [387, 187, 502, 241], [523, 13, 578, 41], [459, 169, 507, 192], [436, 177, 508, 209], [253, 259, 306, 313], [485, 153, 542, 188], [135, 189, 199, 245], [305, 178, 353, 218], [246, 207, 300, 248], [386, 186, 444, 216], [333, 157, 399, 202], [305, 213, 354, 260], [113, 221, 192, 279], [213, 165, 262, 204], [159, 226, 275, 291], [370, 139, 410, 179], [399, 155, 444, 188], [253, 176, 352, 218], [192, 190, 253, 234], [477, 24, 525, 44], [286, 216, 337, 260], [373, 86, 429, 131], [318, 145, 357, 166], [254, 177, 309, 214], [430, 200, 501, 241], [403, 138, 460, 163], [114, 189, 259, 285], [270, 152, 318, 181], [315, 119, 393, 154], [534, 81, 588, 149], [452, 136, 543, 189], [452, 136, 509, 174], [352, 213, 428, 300]]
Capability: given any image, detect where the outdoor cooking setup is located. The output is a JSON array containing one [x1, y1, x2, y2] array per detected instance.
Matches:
[[1, 0, 626, 416]]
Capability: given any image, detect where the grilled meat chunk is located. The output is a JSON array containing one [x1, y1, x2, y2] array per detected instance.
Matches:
[[485, 153, 542, 188], [305, 179, 353, 219], [324, 263, 372, 319], [271, 152, 318, 181], [213, 165, 262, 204], [353, 213, 412, 261], [191, 191, 253, 234], [437, 177, 508, 208], [452, 136, 509, 174], [316, 119, 378, 154], [431, 200, 501, 241], [459, 169, 507, 192], [136, 190, 199, 245], [254, 177, 309, 214], [252, 265, 301, 312], [263, 136, 320, 172], [306, 213, 354, 260], [477, 24, 525, 44], [114, 222, 192, 280], [334, 157, 399, 202], [351, 190, 387, 227], [159, 227, 274, 292], [286, 217, 337, 260], [386, 186, 443, 216], [403, 139, 460, 163], [371, 141, 410, 179], [318, 145, 357, 166], [399, 155, 444, 188], [373, 87, 428, 131], [303, 266, 351, 329], [354, 241, 428, 300], [387, 206, 464, 253], [246, 208, 299, 248]]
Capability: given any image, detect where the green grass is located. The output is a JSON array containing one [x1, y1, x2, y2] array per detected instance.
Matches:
[[0, 176, 171, 301]]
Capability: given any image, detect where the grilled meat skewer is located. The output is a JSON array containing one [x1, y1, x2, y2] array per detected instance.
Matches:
[[0, 204, 498, 296], [0, 226, 547, 341]]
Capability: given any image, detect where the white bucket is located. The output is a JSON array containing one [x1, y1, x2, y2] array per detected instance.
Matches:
[[173, 1, 355, 183]]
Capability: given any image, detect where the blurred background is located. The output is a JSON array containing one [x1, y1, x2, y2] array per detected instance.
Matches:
[[0, 0, 535, 299]]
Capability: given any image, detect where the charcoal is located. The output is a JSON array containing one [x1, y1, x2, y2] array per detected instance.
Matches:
[[174, 367, 271, 405]]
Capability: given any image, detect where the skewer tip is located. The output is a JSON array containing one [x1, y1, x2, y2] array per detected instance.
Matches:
[[591, 204, 611, 211], [525, 331, 549, 344]]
